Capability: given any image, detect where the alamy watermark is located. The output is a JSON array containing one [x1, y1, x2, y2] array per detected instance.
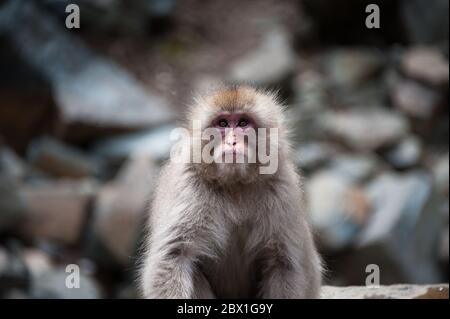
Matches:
[[365, 4, 380, 29], [168, 122, 279, 175], [65, 264, 80, 289], [65, 4, 80, 29], [365, 264, 381, 288]]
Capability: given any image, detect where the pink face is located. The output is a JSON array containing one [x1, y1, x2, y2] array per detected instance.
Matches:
[[210, 113, 257, 161]]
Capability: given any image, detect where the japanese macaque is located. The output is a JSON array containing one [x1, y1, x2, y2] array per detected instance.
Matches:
[[140, 85, 322, 299]]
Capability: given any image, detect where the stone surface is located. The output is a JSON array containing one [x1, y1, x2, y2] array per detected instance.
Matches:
[[0, 0, 175, 141], [329, 154, 379, 183], [21, 248, 53, 280], [384, 136, 422, 169], [91, 154, 156, 265], [433, 153, 449, 196], [0, 246, 29, 297], [0, 146, 27, 180], [391, 79, 441, 119], [30, 267, 101, 299], [19, 180, 97, 245], [356, 171, 443, 284], [321, 284, 449, 299], [307, 170, 371, 250], [324, 48, 384, 89], [321, 108, 409, 151], [28, 137, 102, 178], [402, 47, 449, 86], [92, 124, 177, 162], [0, 161, 26, 233], [295, 142, 337, 171], [229, 27, 296, 86], [293, 70, 328, 111], [0, 35, 54, 152]]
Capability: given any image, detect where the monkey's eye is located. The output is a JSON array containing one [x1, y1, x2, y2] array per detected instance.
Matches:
[[238, 119, 249, 127], [218, 119, 228, 127]]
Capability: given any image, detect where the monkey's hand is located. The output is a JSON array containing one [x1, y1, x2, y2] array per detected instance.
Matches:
[[141, 239, 199, 299], [258, 238, 321, 299]]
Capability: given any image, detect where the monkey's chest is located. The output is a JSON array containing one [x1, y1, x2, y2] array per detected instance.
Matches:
[[202, 223, 262, 298]]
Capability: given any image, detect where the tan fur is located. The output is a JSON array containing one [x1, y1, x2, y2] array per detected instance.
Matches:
[[140, 86, 322, 298]]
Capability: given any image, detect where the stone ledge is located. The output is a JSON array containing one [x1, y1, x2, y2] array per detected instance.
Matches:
[[321, 284, 449, 299]]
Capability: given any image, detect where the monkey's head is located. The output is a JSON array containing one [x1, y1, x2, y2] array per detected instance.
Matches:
[[185, 85, 289, 185]]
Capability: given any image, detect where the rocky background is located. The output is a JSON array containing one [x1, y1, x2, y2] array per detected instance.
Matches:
[[0, 0, 448, 298]]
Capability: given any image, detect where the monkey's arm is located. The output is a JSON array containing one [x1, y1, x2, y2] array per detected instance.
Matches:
[[258, 219, 322, 299], [141, 208, 212, 298]]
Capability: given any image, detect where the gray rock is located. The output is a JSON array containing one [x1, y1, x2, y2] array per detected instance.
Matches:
[[440, 227, 449, 264], [329, 154, 379, 183], [356, 171, 444, 284], [324, 48, 384, 89], [401, 47, 449, 86], [19, 180, 98, 245], [293, 70, 328, 112], [384, 136, 422, 169], [433, 153, 449, 196], [0, 0, 175, 141], [321, 108, 410, 151], [30, 267, 101, 299], [0, 147, 27, 180], [91, 154, 157, 266], [307, 170, 371, 250], [229, 27, 296, 86], [22, 249, 53, 280], [92, 124, 177, 162], [0, 170, 26, 233], [0, 246, 29, 296], [294, 142, 337, 171], [391, 79, 441, 119], [321, 284, 449, 299], [28, 137, 102, 178]]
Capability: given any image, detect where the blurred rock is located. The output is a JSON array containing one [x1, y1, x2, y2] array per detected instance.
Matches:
[[295, 142, 337, 171], [400, 0, 449, 46], [391, 79, 442, 119], [440, 227, 449, 264], [28, 137, 102, 179], [293, 70, 328, 111], [22, 249, 53, 280], [229, 28, 296, 86], [321, 108, 409, 151], [30, 267, 101, 299], [92, 124, 177, 162], [321, 284, 449, 299], [384, 136, 422, 169], [20, 180, 98, 245], [338, 80, 388, 108], [0, 246, 29, 297], [291, 70, 330, 142], [0, 0, 175, 143], [307, 170, 371, 250], [329, 154, 379, 183], [0, 35, 54, 153], [0, 146, 27, 180], [401, 47, 449, 86], [91, 154, 156, 266], [0, 162, 26, 233], [324, 48, 384, 89], [356, 171, 443, 284], [432, 153, 449, 196]]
